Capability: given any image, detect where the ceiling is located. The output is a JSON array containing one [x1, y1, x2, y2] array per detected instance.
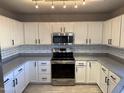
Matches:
[[0, 0, 124, 14]]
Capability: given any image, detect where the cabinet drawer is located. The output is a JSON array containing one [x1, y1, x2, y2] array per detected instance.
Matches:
[[38, 61, 50, 66], [39, 75, 51, 83], [109, 71, 120, 84], [101, 65, 109, 75], [39, 66, 51, 74], [4, 72, 13, 84], [76, 61, 86, 66], [14, 65, 24, 76]]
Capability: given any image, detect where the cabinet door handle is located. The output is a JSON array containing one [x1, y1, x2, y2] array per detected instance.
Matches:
[[12, 40, 14, 46], [60, 27, 62, 32], [13, 80, 15, 87], [63, 27, 65, 32], [4, 78, 10, 84], [86, 39, 88, 44], [89, 62, 91, 68], [38, 39, 40, 44], [18, 68, 22, 72], [105, 77, 108, 83], [107, 79, 109, 85], [110, 39, 112, 45], [108, 39, 110, 44], [89, 39, 91, 44], [111, 76, 116, 81], [35, 39, 37, 44], [102, 68, 106, 72], [15, 78, 18, 85], [34, 62, 37, 67]]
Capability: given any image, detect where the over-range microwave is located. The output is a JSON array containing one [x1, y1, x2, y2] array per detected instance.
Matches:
[[52, 32, 74, 45]]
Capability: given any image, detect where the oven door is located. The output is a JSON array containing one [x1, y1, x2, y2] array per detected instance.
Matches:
[[52, 63, 75, 79]]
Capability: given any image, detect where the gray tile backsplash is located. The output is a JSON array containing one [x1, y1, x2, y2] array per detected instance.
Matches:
[[1, 45, 124, 62]]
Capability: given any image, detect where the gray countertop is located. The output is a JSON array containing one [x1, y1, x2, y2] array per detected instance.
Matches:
[[2, 55, 124, 93]]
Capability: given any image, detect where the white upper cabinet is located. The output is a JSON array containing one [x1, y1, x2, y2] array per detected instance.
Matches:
[[74, 22, 88, 44], [87, 22, 103, 44], [63, 22, 74, 32], [39, 23, 52, 44], [52, 22, 74, 33], [111, 16, 122, 47], [120, 15, 124, 48], [0, 16, 24, 49], [0, 16, 11, 49], [24, 22, 39, 45], [103, 19, 112, 45]]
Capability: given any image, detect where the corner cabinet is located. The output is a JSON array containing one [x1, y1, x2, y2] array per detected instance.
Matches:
[[111, 16, 122, 47], [103, 19, 112, 45]]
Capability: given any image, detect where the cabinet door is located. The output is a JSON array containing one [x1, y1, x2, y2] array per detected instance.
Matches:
[[4, 73, 14, 93], [120, 15, 124, 48], [75, 61, 87, 83], [24, 22, 38, 44], [111, 16, 122, 47], [0, 16, 12, 49], [99, 66, 108, 93], [88, 22, 103, 44], [15, 68, 25, 93], [103, 20, 112, 45], [87, 61, 100, 83], [108, 79, 116, 93], [24, 62, 30, 87], [52, 23, 63, 32], [15, 21, 24, 46], [39, 23, 52, 44], [29, 61, 38, 82], [63, 22, 74, 32], [74, 22, 88, 44]]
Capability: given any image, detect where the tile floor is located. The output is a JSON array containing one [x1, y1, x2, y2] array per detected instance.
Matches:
[[23, 85, 102, 93]]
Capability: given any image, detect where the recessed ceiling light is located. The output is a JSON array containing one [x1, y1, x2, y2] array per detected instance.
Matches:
[[74, 3, 78, 8], [35, 4, 39, 9], [83, 0, 86, 5], [51, 5, 55, 9], [63, 5, 66, 8]]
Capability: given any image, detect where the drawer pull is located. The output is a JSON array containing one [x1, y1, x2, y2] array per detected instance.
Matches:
[[102, 68, 106, 72], [42, 78, 47, 80], [41, 63, 47, 65], [41, 69, 47, 71], [4, 78, 10, 84], [15, 78, 18, 85], [13, 80, 15, 87], [18, 68, 22, 72], [111, 76, 116, 81]]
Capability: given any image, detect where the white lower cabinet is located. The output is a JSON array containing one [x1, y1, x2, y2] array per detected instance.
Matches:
[[99, 65, 120, 93], [87, 61, 100, 83], [75, 61, 87, 83], [29, 61, 38, 82], [4, 72, 14, 93], [14, 65, 25, 93], [99, 66, 109, 93], [24, 62, 30, 87], [38, 61, 51, 83]]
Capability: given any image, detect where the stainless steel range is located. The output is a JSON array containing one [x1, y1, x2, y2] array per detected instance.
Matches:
[[51, 48, 75, 85]]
